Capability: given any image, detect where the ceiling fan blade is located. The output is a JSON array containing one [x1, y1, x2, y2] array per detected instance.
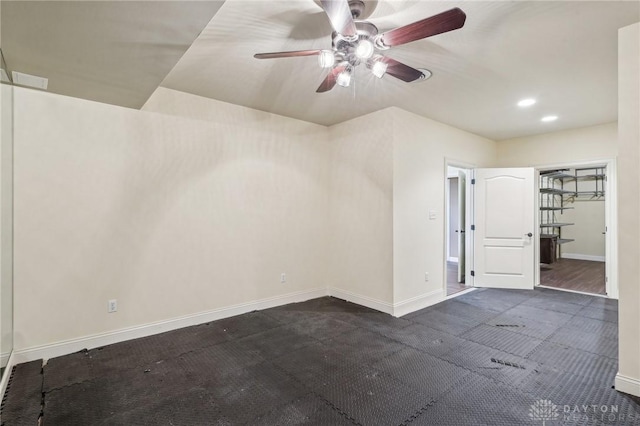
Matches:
[[378, 8, 466, 47], [380, 57, 425, 82], [320, 0, 357, 37], [254, 50, 322, 59], [316, 65, 347, 93]]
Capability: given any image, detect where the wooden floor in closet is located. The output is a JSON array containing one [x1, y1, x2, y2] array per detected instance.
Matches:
[[446, 261, 468, 295], [540, 258, 606, 295]]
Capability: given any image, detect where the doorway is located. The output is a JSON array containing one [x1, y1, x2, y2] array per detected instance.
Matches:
[[538, 165, 608, 296], [445, 164, 470, 296]]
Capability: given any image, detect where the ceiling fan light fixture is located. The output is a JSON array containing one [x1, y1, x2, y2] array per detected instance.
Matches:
[[371, 60, 388, 78], [336, 67, 352, 87], [318, 50, 335, 68], [355, 40, 374, 59]]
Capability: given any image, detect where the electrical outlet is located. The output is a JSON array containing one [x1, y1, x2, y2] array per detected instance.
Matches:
[[108, 299, 117, 313], [425, 272, 429, 282], [281, 273, 286, 283]]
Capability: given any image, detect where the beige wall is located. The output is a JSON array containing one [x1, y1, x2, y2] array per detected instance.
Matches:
[[561, 198, 605, 258], [392, 108, 496, 305], [0, 79, 13, 362], [327, 111, 394, 307], [616, 22, 640, 394], [13, 87, 330, 350], [495, 122, 617, 167]]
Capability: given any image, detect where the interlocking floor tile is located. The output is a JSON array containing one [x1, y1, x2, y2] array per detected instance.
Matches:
[[2, 288, 634, 425]]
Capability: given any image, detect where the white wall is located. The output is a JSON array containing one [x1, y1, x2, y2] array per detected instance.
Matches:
[[391, 108, 496, 312], [559, 168, 606, 260], [495, 122, 617, 167], [616, 22, 640, 397], [0, 80, 13, 365], [13, 87, 330, 351], [326, 110, 394, 311], [561, 199, 605, 259]]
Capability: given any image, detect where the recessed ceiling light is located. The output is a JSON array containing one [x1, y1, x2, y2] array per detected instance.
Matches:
[[517, 98, 536, 107], [414, 68, 432, 82], [541, 115, 558, 122]]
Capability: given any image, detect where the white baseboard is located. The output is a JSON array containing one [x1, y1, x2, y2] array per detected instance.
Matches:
[[1, 351, 10, 368], [327, 287, 393, 315], [11, 287, 327, 365], [615, 373, 640, 397], [561, 253, 605, 262], [393, 289, 445, 317]]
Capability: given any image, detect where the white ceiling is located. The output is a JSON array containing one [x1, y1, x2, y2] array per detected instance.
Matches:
[[1, 1, 223, 108], [2, 1, 638, 140], [160, 0, 639, 140]]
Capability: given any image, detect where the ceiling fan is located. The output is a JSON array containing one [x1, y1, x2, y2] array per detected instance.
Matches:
[[254, 0, 466, 93]]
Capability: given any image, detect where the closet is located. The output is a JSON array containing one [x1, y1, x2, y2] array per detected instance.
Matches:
[[539, 167, 605, 263]]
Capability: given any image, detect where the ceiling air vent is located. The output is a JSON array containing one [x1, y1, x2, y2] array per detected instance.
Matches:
[[11, 71, 48, 90]]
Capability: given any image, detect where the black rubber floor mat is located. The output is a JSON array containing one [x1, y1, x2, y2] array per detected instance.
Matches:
[[378, 323, 467, 357], [434, 299, 503, 323], [323, 327, 405, 365], [2, 290, 625, 425], [564, 314, 618, 337], [408, 309, 479, 336], [100, 388, 228, 426], [460, 324, 544, 358], [271, 341, 359, 388], [527, 341, 618, 383], [439, 340, 540, 388], [372, 347, 471, 400], [521, 295, 586, 315], [213, 365, 309, 423], [212, 310, 282, 339], [576, 303, 619, 323], [313, 365, 432, 426], [1, 360, 42, 425], [416, 372, 537, 425], [587, 296, 619, 311], [535, 288, 595, 306], [253, 393, 356, 425], [548, 326, 618, 359], [282, 313, 358, 341], [454, 289, 531, 312], [236, 324, 317, 360], [340, 310, 414, 336], [504, 303, 574, 326], [484, 311, 562, 340], [43, 321, 235, 391], [43, 356, 211, 425]]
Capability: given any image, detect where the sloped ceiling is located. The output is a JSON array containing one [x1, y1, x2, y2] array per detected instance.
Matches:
[[2, 1, 638, 140], [1, 1, 224, 108]]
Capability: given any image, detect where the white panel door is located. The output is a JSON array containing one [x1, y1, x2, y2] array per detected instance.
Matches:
[[474, 168, 535, 289], [457, 170, 466, 283]]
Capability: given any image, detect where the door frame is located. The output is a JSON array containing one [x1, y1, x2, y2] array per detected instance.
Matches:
[[443, 159, 475, 295], [535, 158, 618, 298]]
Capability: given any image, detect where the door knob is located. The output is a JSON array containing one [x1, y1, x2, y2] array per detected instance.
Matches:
[[526, 232, 533, 237]]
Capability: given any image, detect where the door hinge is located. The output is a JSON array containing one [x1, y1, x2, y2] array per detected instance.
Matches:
[[471, 179, 476, 184], [471, 225, 476, 231], [471, 270, 475, 277]]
